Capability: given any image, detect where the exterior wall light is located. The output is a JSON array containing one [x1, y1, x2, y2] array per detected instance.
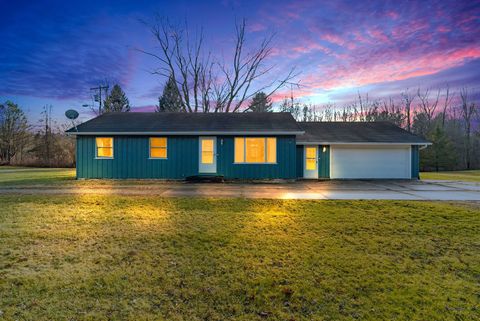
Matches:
[[322, 146, 327, 153]]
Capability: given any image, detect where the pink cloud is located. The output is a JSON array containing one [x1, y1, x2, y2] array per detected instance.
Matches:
[[247, 22, 266, 32], [437, 25, 451, 33], [320, 33, 355, 49], [386, 11, 400, 20], [291, 41, 331, 54], [302, 46, 480, 91]]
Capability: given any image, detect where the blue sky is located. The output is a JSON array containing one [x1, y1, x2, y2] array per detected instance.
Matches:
[[1, 0, 479, 124]]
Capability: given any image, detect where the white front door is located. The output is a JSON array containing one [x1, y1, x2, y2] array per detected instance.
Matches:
[[199, 137, 217, 173], [303, 145, 318, 179]]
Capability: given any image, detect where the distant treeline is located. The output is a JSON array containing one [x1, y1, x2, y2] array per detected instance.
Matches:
[[1, 86, 479, 171], [280, 88, 480, 171]]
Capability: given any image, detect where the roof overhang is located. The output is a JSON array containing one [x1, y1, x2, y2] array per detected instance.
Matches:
[[296, 141, 432, 146], [67, 131, 305, 136]]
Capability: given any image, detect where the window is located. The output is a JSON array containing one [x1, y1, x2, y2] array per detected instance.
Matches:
[[305, 146, 317, 170], [96, 137, 113, 158], [150, 137, 167, 158], [234, 137, 276, 163], [201, 138, 214, 164]]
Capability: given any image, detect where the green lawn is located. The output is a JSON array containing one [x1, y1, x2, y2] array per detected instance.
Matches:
[[0, 196, 478, 320], [421, 170, 480, 182], [0, 167, 76, 186]]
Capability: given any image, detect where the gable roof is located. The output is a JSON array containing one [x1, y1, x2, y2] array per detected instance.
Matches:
[[66, 112, 304, 135], [297, 121, 430, 145]]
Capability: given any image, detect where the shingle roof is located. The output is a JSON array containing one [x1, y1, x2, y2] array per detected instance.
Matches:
[[67, 112, 304, 134], [297, 121, 430, 144]]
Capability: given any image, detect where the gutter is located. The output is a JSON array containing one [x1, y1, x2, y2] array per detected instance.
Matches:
[[296, 142, 433, 146], [66, 131, 305, 136]]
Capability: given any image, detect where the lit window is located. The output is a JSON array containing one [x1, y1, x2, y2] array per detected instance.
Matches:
[[234, 138, 244, 163], [96, 137, 113, 158], [234, 137, 276, 163], [150, 137, 167, 158], [305, 146, 317, 170], [201, 139, 214, 164]]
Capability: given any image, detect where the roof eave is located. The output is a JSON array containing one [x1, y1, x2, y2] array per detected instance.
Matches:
[[296, 141, 432, 145], [67, 130, 305, 136]]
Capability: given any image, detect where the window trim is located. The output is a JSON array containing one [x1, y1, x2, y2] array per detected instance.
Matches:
[[234, 137, 277, 164], [149, 137, 168, 159], [95, 137, 114, 159]]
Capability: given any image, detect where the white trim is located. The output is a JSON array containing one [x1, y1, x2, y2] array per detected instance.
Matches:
[[149, 137, 168, 159], [303, 145, 319, 179], [68, 131, 304, 136], [199, 136, 217, 173], [234, 162, 278, 165], [296, 141, 432, 146]]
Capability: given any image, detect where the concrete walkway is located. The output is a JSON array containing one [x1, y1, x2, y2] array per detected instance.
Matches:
[[0, 180, 479, 200]]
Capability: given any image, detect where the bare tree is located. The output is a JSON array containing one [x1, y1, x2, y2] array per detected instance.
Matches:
[[460, 88, 476, 169], [441, 86, 454, 127], [140, 17, 297, 112], [401, 89, 415, 132], [417, 88, 440, 121]]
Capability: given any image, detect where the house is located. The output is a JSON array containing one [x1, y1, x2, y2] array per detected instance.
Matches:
[[66, 112, 430, 180]]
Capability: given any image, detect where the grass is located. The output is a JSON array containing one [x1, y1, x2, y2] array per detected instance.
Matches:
[[0, 167, 76, 186], [0, 196, 479, 320], [0, 167, 180, 187], [2, 166, 480, 188], [421, 170, 480, 182]]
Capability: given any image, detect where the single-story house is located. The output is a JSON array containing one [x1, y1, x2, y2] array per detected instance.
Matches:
[[66, 112, 430, 180]]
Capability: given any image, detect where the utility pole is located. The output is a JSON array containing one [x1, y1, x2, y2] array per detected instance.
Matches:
[[90, 85, 109, 115]]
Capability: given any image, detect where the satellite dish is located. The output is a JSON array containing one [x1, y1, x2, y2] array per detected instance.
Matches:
[[65, 109, 79, 120]]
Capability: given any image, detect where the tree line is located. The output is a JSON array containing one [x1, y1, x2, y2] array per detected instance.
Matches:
[[0, 85, 131, 167], [279, 88, 480, 171], [2, 84, 478, 171]]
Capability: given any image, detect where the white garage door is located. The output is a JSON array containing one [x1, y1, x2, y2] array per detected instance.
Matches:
[[330, 145, 411, 179]]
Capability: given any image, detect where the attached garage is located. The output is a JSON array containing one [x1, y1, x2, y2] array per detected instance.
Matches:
[[330, 145, 411, 179], [297, 122, 430, 180]]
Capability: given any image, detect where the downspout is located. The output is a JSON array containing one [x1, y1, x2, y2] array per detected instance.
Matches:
[[419, 144, 428, 150]]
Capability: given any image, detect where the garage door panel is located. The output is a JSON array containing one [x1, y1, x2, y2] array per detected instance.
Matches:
[[331, 146, 411, 179]]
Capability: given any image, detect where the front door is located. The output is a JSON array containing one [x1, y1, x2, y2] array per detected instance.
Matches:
[[304, 145, 318, 179], [199, 137, 217, 173]]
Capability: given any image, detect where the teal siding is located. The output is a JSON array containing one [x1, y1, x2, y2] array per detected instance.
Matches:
[[77, 136, 198, 179], [76, 135, 296, 179], [411, 145, 420, 179], [295, 145, 330, 179], [296, 146, 303, 178], [217, 136, 296, 179]]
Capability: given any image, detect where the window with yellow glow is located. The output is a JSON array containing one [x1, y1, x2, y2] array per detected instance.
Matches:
[[305, 147, 317, 170], [150, 137, 167, 158], [96, 137, 113, 158], [234, 137, 276, 163], [201, 139, 214, 164]]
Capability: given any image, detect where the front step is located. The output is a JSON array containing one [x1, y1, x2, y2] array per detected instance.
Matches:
[[185, 175, 225, 183]]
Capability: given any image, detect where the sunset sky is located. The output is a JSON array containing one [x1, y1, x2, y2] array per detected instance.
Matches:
[[1, 0, 479, 123]]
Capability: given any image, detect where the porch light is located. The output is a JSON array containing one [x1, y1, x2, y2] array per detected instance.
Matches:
[[322, 146, 327, 153]]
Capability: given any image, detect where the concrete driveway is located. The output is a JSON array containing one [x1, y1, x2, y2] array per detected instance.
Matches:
[[0, 180, 479, 200]]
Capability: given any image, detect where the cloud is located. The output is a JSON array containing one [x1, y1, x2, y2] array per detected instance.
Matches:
[[0, 4, 139, 100]]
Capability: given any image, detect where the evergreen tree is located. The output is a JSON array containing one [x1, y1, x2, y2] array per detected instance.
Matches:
[[157, 76, 183, 112], [421, 125, 456, 171], [103, 84, 130, 113], [248, 92, 272, 112], [0, 101, 29, 164]]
